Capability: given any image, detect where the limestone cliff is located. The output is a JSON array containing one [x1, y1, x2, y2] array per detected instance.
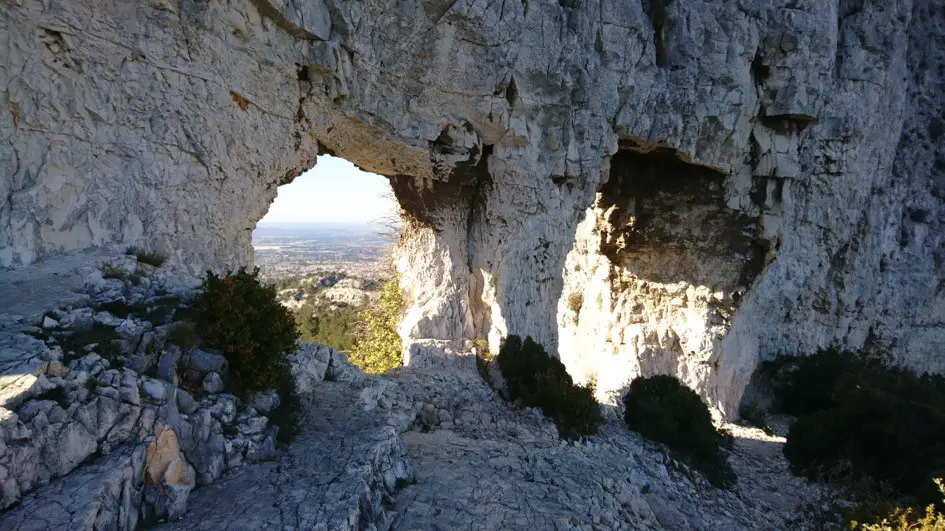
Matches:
[[1, 0, 943, 414]]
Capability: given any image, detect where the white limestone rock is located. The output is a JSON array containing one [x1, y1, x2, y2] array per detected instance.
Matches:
[[201, 373, 224, 394], [0, 0, 942, 418], [288, 342, 331, 394]]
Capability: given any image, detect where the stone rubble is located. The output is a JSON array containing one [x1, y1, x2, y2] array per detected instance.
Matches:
[[0, 255, 831, 529], [170, 341, 824, 530], [0, 256, 280, 527]]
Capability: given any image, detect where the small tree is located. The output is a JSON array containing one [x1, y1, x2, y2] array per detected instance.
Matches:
[[348, 277, 405, 374], [194, 267, 299, 393], [193, 267, 301, 442]]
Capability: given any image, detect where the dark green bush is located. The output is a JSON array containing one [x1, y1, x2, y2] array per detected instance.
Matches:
[[167, 321, 200, 351], [496, 335, 602, 439], [771, 345, 859, 415], [623, 375, 735, 488], [193, 267, 300, 441], [126, 246, 167, 268], [194, 267, 299, 393], [781, 350, 945, 507]]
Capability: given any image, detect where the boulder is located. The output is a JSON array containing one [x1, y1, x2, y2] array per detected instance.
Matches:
[[288, 342, 331, 394], [202, 372, 224, 394], [156, 346, 182, 386], [143, 425, 196, 521], [141, 378, 168, 402], [249, 389, 280, 415], [184, 349, 228, 381]]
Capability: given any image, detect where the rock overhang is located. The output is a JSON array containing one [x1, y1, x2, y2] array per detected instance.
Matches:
[[0, 0, 942, 416]]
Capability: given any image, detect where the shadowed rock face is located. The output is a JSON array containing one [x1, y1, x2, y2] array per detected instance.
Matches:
[[1, 0, 944, 413]]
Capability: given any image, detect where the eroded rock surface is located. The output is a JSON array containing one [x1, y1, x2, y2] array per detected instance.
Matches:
[[0, 256, 281, 527], [1, 0, 943, 421], [159, 344, 822, 530]]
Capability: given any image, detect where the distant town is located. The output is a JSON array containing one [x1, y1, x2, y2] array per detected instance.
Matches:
[[252, 221, 393, 281]]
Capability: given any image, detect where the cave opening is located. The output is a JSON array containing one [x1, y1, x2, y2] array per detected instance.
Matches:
[[600, 147, 767, 294], [557, 145, 769, 407], [253, 154, 399, 280]]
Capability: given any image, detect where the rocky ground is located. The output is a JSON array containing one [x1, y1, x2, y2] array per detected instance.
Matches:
[[0, 251, 824, 529]]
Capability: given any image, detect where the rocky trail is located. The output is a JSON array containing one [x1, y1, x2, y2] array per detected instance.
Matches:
[[164, 380, 409, 530], [0, 253, 826, 530], [170, 351, 819, 530]]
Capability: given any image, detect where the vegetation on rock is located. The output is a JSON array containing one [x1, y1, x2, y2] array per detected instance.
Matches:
[[623, 374, 735, 488], [773, 348, 945, 517], [296, 300, 361, 353], [193, 267, 300, 441], [496, 335, 602, 440], [125, 246, 167, 268], [168, 321, 200, 351], [853, 479, 945, 530], [347, 277, 406, 374]]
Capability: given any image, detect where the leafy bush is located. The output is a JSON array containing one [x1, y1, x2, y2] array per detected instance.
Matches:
[[194, 267, 299, 393], [783, 362, 945, 507], [193, 267, 300, 442], [347, 277, 405, 374], [854, 479, 945, 530], [623, 375, 735, 488], [771, 345, 859, 415], [496, 335, 603, 439], [296, 301, 362, 354], [167, 321, 200, 351], [126, 246, 167, 268]]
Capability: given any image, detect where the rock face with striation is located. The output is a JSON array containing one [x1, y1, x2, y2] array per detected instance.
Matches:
[[1, 0, 944, 414]]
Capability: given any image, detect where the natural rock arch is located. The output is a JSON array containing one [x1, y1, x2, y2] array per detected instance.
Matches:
[[2, 0, 944, 414]]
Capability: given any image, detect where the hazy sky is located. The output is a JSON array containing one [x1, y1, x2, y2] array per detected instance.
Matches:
[[258, 155, 396, 224]]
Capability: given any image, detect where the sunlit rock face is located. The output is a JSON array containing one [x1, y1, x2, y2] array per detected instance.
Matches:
[[1, 0, 943, 414]]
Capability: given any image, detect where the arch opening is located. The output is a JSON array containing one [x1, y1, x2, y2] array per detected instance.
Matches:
[[251, 154, 405, 369]]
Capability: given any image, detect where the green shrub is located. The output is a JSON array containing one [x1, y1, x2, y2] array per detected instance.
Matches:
[[126, 246, 167, 268], [782, 361, 945, 507], [296, 301, 362, 354], [623, 375, 735, 488], [54, 323, 120, 360], [167, 321, 200, 351], [347, 277, 405, 374], [194, 267, 299, 393], [193, 267, 300, 441], [496, 335, 603, 439], [533, 370, 603, 440], [852, 479, 945, 530], [771, 345, 859, 415]]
